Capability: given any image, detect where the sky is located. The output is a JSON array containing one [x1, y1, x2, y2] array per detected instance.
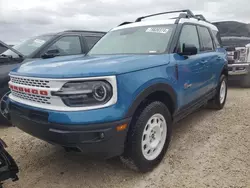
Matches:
[[0, 0, 249, 44]]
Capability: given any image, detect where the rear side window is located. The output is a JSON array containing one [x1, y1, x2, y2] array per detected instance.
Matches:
[[198, 26, 214, 52], [178, 25, 200, 53], [85, 36, 102, 49], [212, 30, 222, 48]]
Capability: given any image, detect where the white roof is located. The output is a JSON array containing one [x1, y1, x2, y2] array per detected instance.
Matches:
[[112, 19, 176, 31], [179, 18, 218, 31], [112, 17, 218, 31]]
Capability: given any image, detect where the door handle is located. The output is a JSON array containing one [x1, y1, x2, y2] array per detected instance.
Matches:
[[216, 57, 222, 60]]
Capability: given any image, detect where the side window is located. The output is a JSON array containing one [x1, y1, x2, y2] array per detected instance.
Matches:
[[178, 25, 200, 53], [84, 36, 101, 49], [198, 26, 214, 51], [212, 30, 222, 48], [46, 36, 82, 56]]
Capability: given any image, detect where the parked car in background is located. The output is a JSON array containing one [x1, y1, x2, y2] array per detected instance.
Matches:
[[8, 10, 228, 172], [222, 36, 250, 87], [0, 30, 106, 124], [0, 45, 13, 54], [0, 139, 19, 188], [0, 46, 6, 54]]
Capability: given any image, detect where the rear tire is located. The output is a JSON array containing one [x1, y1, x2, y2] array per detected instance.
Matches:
[[207, 75, 227, 110], [121, 101, 172, 172]]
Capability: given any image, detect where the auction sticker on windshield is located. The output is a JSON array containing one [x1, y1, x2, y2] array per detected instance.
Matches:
[[146, 27, 169, 34]]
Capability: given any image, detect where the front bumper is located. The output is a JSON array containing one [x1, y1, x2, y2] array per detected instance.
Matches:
[[10, 103, 131, 159], [228, 63, 250, 76]]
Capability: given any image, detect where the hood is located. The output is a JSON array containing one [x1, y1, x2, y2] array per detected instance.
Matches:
[[10, 54, 170, 78], [0, 40, 24, 58]]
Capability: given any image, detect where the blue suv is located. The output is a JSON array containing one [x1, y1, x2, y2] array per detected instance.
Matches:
[[8, 10, 228, 172]]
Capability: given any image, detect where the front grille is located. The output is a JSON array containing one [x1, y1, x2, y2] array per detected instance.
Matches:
[[12, 91, 51, 105], [10, 77, 50, 88], [234, 51, 239, 59]]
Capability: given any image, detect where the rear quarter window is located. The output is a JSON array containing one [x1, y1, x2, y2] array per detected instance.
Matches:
[[212, 30, 222, 48], [197, 26, 214, 52]]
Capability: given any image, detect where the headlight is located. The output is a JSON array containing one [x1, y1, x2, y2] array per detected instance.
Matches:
[[52, 81, 113, 107]]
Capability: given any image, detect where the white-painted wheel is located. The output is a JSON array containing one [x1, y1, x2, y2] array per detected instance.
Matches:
[[220, 80, 226, 104], [141, 113, 167, 161]]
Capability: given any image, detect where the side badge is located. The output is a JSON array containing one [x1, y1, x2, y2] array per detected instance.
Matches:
[[184, 83, 192, 89]]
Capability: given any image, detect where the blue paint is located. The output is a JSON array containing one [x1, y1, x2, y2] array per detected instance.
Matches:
[[11, 54, 170, 78], [9, 27, 227, 126], [9, 46, 227, 125]]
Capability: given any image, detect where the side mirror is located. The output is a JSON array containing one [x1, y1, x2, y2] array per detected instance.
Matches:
[[178, 44, 198, 56], [41, 49, 60, 59]]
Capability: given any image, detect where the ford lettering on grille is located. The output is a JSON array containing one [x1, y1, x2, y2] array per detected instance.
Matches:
[[9, 83, 49, 96]]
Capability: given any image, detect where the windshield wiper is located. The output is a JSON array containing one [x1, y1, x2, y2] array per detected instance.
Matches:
[[0, 54, 13, 58]]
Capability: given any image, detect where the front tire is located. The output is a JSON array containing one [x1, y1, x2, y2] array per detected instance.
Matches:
[[207, 74, 228, 110], [121, 101, 172, 172]]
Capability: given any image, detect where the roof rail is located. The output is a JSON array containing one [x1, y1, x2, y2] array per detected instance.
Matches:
[[117, 10, 211, 27], [135, 9, 195, 22], [118, 22, 133, 26], [195, 14, 210, 23], [63, 30, 106, 34]]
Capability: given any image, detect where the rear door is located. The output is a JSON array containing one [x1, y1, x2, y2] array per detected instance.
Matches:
[[197, 26, 218, 91], [0, 59, 22, 90]]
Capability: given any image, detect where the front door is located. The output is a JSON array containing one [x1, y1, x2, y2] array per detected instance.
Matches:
[[40, 35, 85, 59], [174, 24, 206, 107]]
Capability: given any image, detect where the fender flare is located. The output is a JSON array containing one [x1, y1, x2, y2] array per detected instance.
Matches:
[[125, 83, 177, 118], [221, 64, 228, 76]]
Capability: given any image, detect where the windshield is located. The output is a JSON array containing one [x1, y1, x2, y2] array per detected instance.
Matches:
[[88, 25, 175, 55], [2, 35, 53, 58]]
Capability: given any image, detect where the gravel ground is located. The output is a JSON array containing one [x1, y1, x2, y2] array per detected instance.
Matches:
[[0, 88, 249, 188]]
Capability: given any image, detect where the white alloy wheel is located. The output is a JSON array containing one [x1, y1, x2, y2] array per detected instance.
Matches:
[[141, 113, 167, 161], [220, 80, 226, 104]]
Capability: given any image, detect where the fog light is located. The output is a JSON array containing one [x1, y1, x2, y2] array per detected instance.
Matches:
[[100, 132, 105, 139]]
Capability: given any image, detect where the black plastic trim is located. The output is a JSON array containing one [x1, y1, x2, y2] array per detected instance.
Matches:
[[125, 83, 177, 118], [10, 104, 132, 159], [221, 64, 229, 76], [173, 88, 216, 123]]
